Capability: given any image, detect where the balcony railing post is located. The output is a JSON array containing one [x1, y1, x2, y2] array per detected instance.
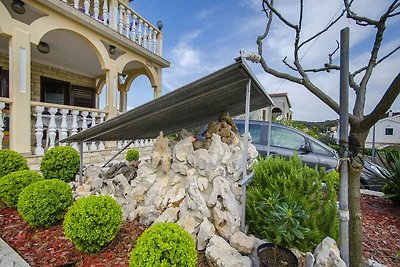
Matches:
[[0, 103, 5, 150], [148, 27, 153, 51], [81, 111, 89, 151], [125, 9, 131, 39], [118, 4, 124, 35], [89, 112, 98, 151], [84, 0, 90, 15], [48, 108, 58, 149], [156, 33, 163, 57], [34, 106, 45, 156], [103, 0, 109, 26], [138, 19, 143, 46], [143, 23, 148, 49], [94, 0, 100, 20], [71, 110, 79, 150], [60, 108, 69, 146], [131, 14, 137, 42], [73, 0, 79, 9], [98, 112, 106, 150]]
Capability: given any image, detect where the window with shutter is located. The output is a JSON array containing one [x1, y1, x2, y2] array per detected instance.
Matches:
[[41, 77, 70, 105], [70, 85, 95, 108]]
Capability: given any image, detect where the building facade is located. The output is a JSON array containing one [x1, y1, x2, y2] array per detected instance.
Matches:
[[365, 113, 400, 149], [0, 0, 169, 155]]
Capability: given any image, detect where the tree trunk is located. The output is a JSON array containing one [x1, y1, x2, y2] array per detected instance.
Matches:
[[348, 128, 368, 267]]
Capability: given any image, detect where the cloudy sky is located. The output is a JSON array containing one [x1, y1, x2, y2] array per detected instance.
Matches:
[[127, 0, 400, 121]]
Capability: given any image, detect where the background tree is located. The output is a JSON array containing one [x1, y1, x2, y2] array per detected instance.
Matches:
[[255, 0, 400, 265]]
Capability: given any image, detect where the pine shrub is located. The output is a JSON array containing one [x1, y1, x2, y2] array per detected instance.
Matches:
[[0, 170, 43, 207], [246, 156, 338, 252], [64, 195, 122, 253], [17, 179, 73, 228], [129, 222, 197, 267], [0, 150, 28, 178], [126, 149, 140, 162], [40, 146, 80, 182]]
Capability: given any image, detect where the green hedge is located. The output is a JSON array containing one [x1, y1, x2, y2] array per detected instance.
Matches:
[[64, 195, 122, 253], [0, 150, 28, 178], [129, 222, 197, 267], [17, 179, 73, 228], [0, 170, 43, 207], [40, 146, 80, 182], [246, 156, 338, 252]]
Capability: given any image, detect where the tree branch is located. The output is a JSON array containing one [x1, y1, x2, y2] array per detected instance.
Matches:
[[360, 72, 400, 130], [262, 0, 298, 29], [283, 57, 298, 71], [344, 0, 379, 25]]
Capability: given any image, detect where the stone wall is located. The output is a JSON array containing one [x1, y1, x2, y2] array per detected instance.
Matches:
[[0, 52, 95, 102]]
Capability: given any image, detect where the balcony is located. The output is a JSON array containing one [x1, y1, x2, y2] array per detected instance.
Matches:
[[36, 0, 163, 58]]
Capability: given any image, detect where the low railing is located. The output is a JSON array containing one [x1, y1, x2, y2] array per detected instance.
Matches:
[[31, 101, 108, 156], [60, 0, 162, 56], [0, 97, 12, 150]]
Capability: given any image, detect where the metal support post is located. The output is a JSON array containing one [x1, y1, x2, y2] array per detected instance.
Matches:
[[79, 141, 84, 186], [339, 27, 350, 266], [102, 140, 135, 167], [240, 79, 252, 232], [372, 125, 376, 162], [267, 105, 272, 157]]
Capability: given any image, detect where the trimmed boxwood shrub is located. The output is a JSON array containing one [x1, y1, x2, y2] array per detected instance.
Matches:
[[0, 170, 43, 207], [126, 148, 140, 162], [17, 179, 73, 228], [64, 195, 122, 253], [0, 150, 29, 178], [40, 146, 80, 182], [129, 222, 197, 267]]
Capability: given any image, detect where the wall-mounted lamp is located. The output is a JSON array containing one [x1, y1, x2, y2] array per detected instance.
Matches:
[[109, 45, 116, 55], [37, 41, 50, 54], [11, 0, 25, 15], [157, 20, 164, 31]]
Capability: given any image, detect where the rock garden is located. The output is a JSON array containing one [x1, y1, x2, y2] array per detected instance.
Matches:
[[0, 116, 399, 266]]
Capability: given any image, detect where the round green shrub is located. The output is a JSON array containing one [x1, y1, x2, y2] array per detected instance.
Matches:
[[0, 150, 29, 178], [129, 222, 197, 267], [64, 195, 122, 253], [40, 146, 80, 182], [17, 179, 73, 228], [126, 149, 140, 162], [0, 170, 43, 207]]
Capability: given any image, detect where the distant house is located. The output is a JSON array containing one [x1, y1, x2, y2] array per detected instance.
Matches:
[[365, 111, 400, 149], [238, 92, 292, 121]]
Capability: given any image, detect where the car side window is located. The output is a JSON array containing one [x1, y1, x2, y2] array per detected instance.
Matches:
[[236, 123, 261, 144], [270, 126, 305, 150], [311, 141, 334, 157]]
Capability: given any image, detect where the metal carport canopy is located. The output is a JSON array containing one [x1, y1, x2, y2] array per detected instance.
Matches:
[[61, 58, 274, 143]]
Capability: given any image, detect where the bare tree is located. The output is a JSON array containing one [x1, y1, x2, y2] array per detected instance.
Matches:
[[256, 0, 400, 266]]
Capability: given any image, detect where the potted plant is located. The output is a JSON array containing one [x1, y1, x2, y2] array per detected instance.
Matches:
[[256, 202, 309, 267]]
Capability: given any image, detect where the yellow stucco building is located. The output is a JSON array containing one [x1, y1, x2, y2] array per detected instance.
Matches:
[[0, 0, 169, 158]]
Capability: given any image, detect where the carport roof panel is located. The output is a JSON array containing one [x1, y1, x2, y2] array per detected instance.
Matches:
[[61, 58, 274, 142]]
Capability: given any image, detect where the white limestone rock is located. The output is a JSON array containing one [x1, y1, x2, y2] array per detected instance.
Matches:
[[144, 174, 169, 209], [313, 237, 346, 267], [111, 173, 131, 197], [151, 132, 172, 173], [84, 165, 102, 183], [229, 231, 255, 255], [193, 149, 210, 170], [75, 184, 91, 198], [197, 218, 215, 250], [138, 206, 162, 225], [208, 176, 241, 239], [198, 177, 209, 191], [153, 207, 180, 224], [205, 235, 252, 267], [364, 259, 386, 267], [178, 212, 200, 239], [174, 136, 195, 162], [160, 182, 186, 208]]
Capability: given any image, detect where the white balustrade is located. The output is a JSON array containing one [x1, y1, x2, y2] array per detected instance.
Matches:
[[60, 109, 69, 146], [34, 106, 45, 155], [89, 112, 98, 151], [71, 110, 79, 150], [60, 0, 162, 55], [94, 0, 100, 20], [98, 113, 106, 150], [0, 103, 5, 150], [84, 0, 90, 15], [118, 4, 124, 35], [103, 0, 109, 26], [138, 19, 143, 46], [48, 108, 58, 149], [125, 9, 131, 38], [131, 14, 137, 42], [81, 111, 89, 151]]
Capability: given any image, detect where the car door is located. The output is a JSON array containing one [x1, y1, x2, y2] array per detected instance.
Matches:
[[269, 126, 319, 168], [236, 122, 266, 156], [309, 140, 338, 171]]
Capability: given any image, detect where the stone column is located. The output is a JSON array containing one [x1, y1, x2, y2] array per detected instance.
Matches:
[[9, 28, 31, 154], [119, 89, 128, 113], [105, 64, 119, 119]]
